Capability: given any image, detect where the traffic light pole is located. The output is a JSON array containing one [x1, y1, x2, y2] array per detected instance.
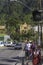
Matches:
[[32, 0, 42, 46], [38, 0, 42, 46]]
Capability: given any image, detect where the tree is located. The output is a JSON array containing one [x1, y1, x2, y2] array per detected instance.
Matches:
[[0, 13, 6, 25], [0, 0, 40, 41], [24, 13, 32, 24]]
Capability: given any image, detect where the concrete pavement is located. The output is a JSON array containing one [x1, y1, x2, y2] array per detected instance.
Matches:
[[16, 49, 43, 65], [0, 46, 25, 65], [0, 47, 43, 65]]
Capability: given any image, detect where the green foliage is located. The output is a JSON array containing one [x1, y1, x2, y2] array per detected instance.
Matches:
[[24, 13, 32, 24], [0, 13, 6, 25], [0, 0, 39, 41]]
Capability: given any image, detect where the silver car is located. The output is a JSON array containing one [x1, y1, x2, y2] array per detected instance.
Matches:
[[14, 43, 22, 49], [11, 43, 16, 47], [4, 41, 12, 47]]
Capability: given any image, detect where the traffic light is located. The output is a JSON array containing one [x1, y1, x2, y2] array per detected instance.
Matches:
[[32, 10, 41, 21]]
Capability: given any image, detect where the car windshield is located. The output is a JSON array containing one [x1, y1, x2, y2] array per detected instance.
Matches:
[[13, 43, 16, 44], [6, 42, 11, 44]]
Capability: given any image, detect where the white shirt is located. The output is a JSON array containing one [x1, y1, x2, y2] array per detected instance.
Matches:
[[26, 43, 32, 50]]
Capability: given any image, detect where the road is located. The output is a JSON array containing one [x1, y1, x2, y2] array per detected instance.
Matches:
[[0, 47, 25, 65], [0, 46, 43, 65]]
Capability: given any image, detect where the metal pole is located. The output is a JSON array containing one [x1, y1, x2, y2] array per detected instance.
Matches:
[[39, 0, 42, 46], [22, 57, 24, 65], [38, 0, 42, 46], [40, 23, 42, 45]]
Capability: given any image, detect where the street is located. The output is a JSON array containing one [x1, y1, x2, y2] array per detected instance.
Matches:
[[0, 0, 43, 65], [0, 46, 43, 65], [0, 47, 25, 65]]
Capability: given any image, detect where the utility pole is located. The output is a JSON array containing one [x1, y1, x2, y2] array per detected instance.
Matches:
[[40, 0, 42, 46], [38, 0, 42, 46], [32, 0, 42, 46]]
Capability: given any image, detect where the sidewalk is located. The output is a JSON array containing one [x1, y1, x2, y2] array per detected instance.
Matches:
[[16, 62, 32, 65], [41, 49, 43, 56], [16, 61, 43, 65], [16, 49, 43, 65]]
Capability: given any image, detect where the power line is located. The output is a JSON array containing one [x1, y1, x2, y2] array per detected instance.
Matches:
[[10, 0, 33, 11]]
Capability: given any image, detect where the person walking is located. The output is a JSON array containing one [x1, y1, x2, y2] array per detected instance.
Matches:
[[31, 41, 36, 52], [32, 47, 41, 65], [24, 40, 32, 59], [37, 45, 41, 65]]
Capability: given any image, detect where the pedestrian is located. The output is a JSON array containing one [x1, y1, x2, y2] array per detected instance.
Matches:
[[32, 47, 41, 65], [24, 40, 32, 59], [31, 41, 36, 53], [24, 40, 28, 59], [37, 45, 41, 64]]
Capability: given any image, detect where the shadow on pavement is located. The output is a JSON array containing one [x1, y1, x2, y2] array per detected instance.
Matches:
[[12, 56, 43, 65], [0, 56, 43, 65], [0, 64, 9, 65], [0, 58, 20, 63], [12, 56, 25, 60], [7, 48, 22, 50], [4, 47, 15, 50], [41, 57, 43, 65]]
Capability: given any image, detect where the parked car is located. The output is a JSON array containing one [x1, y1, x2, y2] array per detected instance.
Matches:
[[14, 43, 22, 49], [0, 41, 4, 47], [11, 42, 16, 47], [4, 41, 12, 47]]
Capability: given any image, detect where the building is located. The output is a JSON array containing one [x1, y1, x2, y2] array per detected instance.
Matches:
[[33, 25, 43, 33], [0, 26, 6, 33], [20, 22, 32, 34]]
